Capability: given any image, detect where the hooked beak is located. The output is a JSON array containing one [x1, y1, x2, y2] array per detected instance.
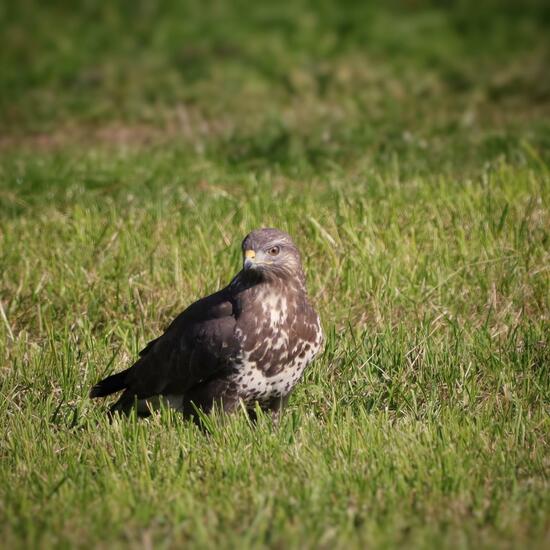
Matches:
[[243, 249, 256, 270]]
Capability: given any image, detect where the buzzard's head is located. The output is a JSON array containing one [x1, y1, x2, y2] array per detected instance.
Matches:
[[241, 228, 304, 283]]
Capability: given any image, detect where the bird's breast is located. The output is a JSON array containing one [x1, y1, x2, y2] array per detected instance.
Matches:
[[228, 288, 322, 404]]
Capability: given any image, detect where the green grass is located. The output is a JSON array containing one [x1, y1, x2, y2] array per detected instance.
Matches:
[[1, 1, 549, 548]]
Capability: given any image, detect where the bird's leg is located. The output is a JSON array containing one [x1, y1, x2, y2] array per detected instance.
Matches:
[[265, 394, 290, 425]]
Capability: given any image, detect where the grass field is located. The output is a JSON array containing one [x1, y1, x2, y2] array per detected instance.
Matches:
[[1, 1, 549, 548]]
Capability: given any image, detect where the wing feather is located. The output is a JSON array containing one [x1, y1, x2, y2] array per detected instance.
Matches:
[[104, 287, 238, 403]]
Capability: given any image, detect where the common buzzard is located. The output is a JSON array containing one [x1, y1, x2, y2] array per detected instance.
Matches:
[[90, 228, 323, 420]]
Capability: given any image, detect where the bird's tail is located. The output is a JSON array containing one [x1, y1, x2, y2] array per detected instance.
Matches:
[[89, 369, 129, 398]]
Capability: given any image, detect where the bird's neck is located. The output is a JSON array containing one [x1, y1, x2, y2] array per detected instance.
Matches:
[[230, 272, 307, 318], [233, 271, 306, 296]]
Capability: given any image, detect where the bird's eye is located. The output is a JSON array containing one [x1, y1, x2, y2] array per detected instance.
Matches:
[[267, 246, 280, 256]]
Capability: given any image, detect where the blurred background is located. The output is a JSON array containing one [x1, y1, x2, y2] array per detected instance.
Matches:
[[1, 0, 549, 175]]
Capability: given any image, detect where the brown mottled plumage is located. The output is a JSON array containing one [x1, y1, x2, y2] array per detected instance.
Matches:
[[90, 228, 323, 420]]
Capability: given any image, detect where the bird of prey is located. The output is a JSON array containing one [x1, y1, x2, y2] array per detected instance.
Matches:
[[90, 228, 323, 421]]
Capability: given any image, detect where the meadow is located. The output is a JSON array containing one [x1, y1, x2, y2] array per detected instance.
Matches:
[[0, 1, 549, 547]]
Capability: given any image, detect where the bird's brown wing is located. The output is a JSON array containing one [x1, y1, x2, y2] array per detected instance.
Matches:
[[92, 287, 239, 410]]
